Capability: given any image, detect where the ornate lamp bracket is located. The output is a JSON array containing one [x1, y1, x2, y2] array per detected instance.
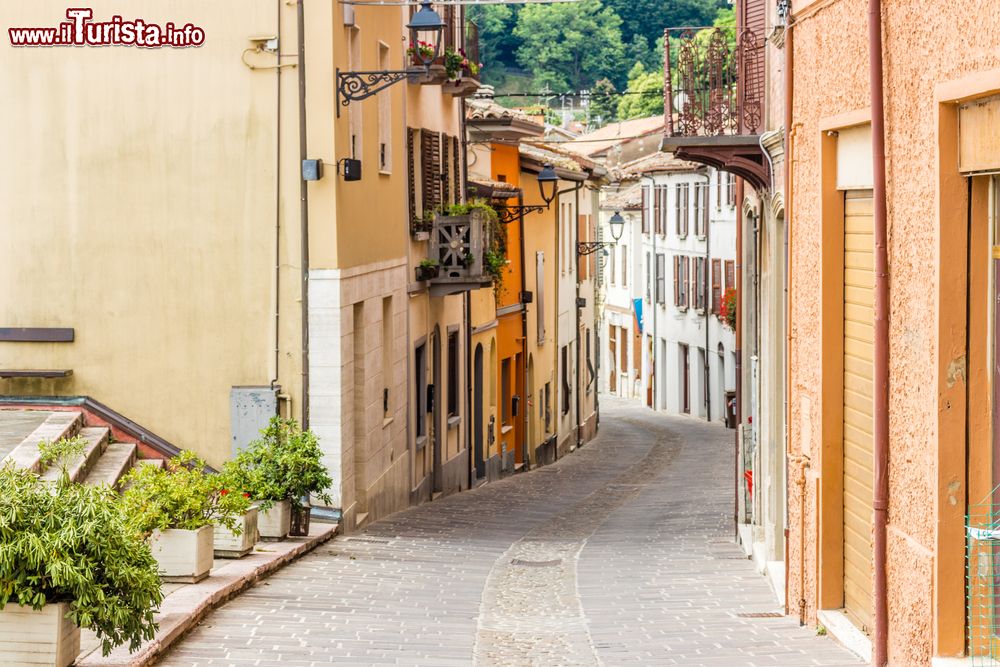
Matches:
[[496, 204, 550, 225], [336, 68, 418, 117], [577, 241, 615, 256]]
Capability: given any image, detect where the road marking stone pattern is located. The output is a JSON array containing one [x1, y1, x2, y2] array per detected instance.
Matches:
[[159, 397, 864, 667]]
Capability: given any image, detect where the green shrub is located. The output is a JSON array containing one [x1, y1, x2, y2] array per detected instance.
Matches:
[[120, 451, 250, 535], [221, 417, 333, 511], [38, 435, 88, 476], [0, 465, 162, 655]]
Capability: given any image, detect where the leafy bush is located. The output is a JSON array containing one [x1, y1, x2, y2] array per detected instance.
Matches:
[[720, 287, 737, 330], [221, 417, 333, 511], [120, 451, 250, 535], [38, 435, 88, 478], [0, 465, 162, 655]]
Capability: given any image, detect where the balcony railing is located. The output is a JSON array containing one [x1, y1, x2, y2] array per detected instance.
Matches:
[[663, 26, 764, 138], [426, 212, 493, 295]]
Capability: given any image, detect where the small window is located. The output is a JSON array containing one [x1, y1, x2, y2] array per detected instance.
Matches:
[[655, 253, 665, 305], [621, 244, 628, 287], [609, 246, 617, 286], [377, 42, 392, 173], [447, 331, 459, 417]]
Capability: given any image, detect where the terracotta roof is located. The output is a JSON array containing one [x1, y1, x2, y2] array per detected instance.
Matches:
[[518, 142, 584, 173], [564, 115, 665, 157], [466, 88, 542, 130], [602, 183, 643, 210], [617, 151, 701, 176]]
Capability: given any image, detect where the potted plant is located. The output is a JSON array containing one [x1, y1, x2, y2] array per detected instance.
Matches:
[[0, 465, 161, 665], [211, 484, 258, 558], [416, 258, 440, 282], [720, 287, 737, 330], [222, 417, 334, 540], [406, 41, 446, 84], [120, 451, 250, 582]]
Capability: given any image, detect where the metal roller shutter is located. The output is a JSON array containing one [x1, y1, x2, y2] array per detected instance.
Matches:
[[842, 189, 875, 634]]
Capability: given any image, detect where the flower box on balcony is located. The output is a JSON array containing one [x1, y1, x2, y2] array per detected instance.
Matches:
[[415, 263, 440, 282], [443, 76, 481, 98], [408, 63, 448, 86]]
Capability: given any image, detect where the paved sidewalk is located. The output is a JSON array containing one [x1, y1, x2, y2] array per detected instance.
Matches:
[[159, 398, 863, 666]]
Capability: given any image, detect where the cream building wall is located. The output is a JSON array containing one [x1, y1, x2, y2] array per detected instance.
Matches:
[[0, 0, 303, 468]]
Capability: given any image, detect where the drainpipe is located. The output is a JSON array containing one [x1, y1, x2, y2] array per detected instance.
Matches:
[[869, 0, 890, 662], [271, 0, 283, 393], [575, 183, 583, 448], [518, 191, 531, 469], [640, 174, 658, 411], [703, 171, 711, 422], [296, 0, 310, 429], [782, 17, 795, 620], [735, 177, 744, 540]]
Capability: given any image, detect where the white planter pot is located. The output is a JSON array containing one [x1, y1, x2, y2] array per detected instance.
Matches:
[[0, 602, 80, 667], [257, 499, 291, 540], [150, 525, 214, 583], [214, 508, 259, 558]]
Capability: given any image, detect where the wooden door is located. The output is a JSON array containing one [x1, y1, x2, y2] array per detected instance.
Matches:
[[681, 344, 690, 414], [842, 189, 875, 634], [609, 332, 617, 394]]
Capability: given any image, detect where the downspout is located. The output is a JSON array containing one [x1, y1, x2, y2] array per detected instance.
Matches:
[[782, 17, 797, 621], [575, 183, 582, 448], [271, 0, 282, 393], [461, 97, 474, 490], [735, 177, 744, 540], [704, 171, 711, 422], [296, 0, 310, 429], [518, 191, 531, 469], [869, 0, 890, 662], [640, 174, 658, 411]]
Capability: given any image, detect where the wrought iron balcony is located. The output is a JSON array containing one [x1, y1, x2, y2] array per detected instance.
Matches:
[[426, 211, 494, 296], [661, 26, 770, 190]]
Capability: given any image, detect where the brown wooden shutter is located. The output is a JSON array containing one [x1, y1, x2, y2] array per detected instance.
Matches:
[[675, 184, 681, 235], [725, 259, 735, 290], [407, 128, 418, 229], [673, 255, 679, 305], [441, 135, 451, 206], [453, 136, 462, 204], [641, 186, 649, 233], [711, 258, 722, 313], [421, 130, 442, 214]]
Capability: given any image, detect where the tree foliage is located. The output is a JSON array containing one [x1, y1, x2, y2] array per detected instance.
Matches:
[[513, 0, 627, 91], [589, 78, 619, 126], [617, 63, 665, 120], [604, 0, 725, 55], [0, 465, 162, 655]]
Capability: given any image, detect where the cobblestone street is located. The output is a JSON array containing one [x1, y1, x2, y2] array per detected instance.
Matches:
[[160, 398, 863, 666]]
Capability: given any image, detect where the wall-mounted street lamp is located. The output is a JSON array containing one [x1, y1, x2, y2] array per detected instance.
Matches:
[[578, 210, 625, 256], [496, 163, 563, 224], [335, 1, 444, 117]]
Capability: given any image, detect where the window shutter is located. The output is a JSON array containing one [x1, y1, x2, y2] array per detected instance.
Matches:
[[672, 256, 679, 306], [441, 135, 451, 206], [653, 185, 660, 235], [536, 251, 546, 343], [675, 185, 681, 235], [407, 128, 418, 229], [641, 186, 649, 233], [712, 259, 722, 313], [453, 136, 462, 204], [421, 130, 442, 214]]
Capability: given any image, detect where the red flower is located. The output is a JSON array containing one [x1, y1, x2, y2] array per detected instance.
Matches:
[[220, 489, 230, 496], [243, 492, 251, 499]]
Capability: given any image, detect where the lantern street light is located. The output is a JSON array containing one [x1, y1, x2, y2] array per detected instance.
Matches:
[[335, 1, 446, 115], [578, 210, 626, 256], [494, 163, 564, 224]]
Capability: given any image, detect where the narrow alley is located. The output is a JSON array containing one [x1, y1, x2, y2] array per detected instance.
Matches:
[[160, 399, 861, 667]]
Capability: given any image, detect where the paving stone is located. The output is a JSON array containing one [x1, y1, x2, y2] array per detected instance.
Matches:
[[158, 398, 863, 667]]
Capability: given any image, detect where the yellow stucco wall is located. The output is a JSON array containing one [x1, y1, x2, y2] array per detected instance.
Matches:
[[0, 1, 303, 467]]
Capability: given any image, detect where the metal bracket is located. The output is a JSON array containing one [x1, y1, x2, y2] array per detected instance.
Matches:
[[496, 204, 549, 225], [577, 241, 615, 256], [335, 67, 419, 117]]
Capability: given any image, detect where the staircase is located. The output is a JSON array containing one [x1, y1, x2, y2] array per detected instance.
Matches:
[[0, 410, 162, 487]]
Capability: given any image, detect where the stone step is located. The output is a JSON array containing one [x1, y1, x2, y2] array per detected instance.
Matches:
[[83, 442, 137, 488], [39, 426, 109, 483], [2, 412, 83, 473]]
